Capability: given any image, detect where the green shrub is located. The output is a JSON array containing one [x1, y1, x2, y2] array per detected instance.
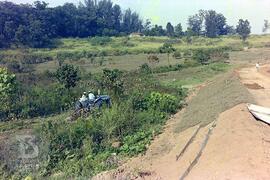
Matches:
[[139, 63, 152, 74], [147, 92, 178, 113], [100, 69, 124, 97], [119, 130, 155, 156], [192, 47, 230, 64], [18, 84, 75, 118], [192, 49, 211, 64], [209, 47, 230, 61], [135, 110, 167, 126], [0, 68, 17, 121], [130, 91, 149, 111], [56, 64, 81, 89]]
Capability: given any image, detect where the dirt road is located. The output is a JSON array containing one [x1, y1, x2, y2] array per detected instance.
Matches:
[[95, 65, 270, 180]]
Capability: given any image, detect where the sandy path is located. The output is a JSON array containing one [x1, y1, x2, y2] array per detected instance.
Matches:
[[94, 65, 270, 180], [238, 65, 270, 107]]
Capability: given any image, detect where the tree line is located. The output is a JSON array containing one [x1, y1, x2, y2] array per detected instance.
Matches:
[[0, 1, 252, 49], [161, 10, 251, 41], [0, 0, 143, 48]]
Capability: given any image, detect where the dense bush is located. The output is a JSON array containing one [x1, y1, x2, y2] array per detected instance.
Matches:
[[56, 64, 81, 89], [98, 69, 124, 97], [139, 63, 152, 74], [0, 67, 17, 120], [146, 92, 178, 113], [192, 49, 211, 64], [2, 82, 76, 121], [17, 84, 75, 118], [192, 47, 230, 64], [120, 129, 157, 156], [130, 91, 180, 113]]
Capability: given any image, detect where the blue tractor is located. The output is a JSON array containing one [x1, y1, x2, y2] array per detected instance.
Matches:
[[71, 95, 111, 120]]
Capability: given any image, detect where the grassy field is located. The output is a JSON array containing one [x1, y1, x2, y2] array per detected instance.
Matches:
[[32, 35, 270, 54], [1, 35, 270, 77], [230, 47, 270, 64], [155, 63, 232, 88], [2, 35, 270, 59], [35, 54, 182, 73]]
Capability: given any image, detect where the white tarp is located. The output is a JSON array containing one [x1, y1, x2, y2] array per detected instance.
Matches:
[[247, 104, 270, 125]]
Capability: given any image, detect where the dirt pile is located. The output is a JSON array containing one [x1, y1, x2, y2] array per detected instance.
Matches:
[[175, 72, 254, 133]]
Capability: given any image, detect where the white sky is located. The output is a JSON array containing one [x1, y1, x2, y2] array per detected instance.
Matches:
[[7, 0, 270, 34]]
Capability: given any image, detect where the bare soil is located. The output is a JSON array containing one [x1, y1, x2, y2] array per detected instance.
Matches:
[[94, 64, 270, 180]]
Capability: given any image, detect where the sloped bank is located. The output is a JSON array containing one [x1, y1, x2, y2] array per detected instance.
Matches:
[[175, 71, 254, 133]]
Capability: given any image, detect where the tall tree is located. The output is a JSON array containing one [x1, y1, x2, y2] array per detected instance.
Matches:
[[187, 14, 203, 36], [112, 4, 121, 33], [204, 10, 227, 38], [121, 8, 142, 34], [166, 22, 175, 37], [175, 23, 183, 37], [236, 19, 251, 41]]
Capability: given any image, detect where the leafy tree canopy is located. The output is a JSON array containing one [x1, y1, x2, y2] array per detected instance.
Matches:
[[236, 19, 251, 41], [56, 64, 81, 89]]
